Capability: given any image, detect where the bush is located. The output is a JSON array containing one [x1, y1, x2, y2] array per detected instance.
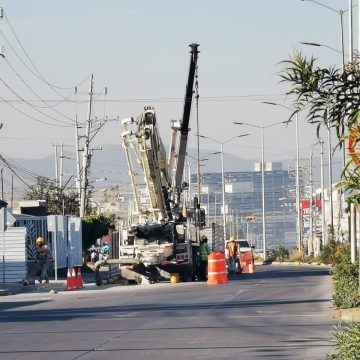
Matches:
[[267, 249, 278, 262], [290, 249, 304, 262], [318, 244, 332, 265], [317, 226, 338, 265], [331, 244, 359, 309], [326, 322, 360, 360], [266, 245, 290, 262], [277, 245, 289, 261]]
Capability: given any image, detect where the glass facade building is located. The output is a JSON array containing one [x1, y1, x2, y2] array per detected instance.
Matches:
[[192, 162, 297, 250]]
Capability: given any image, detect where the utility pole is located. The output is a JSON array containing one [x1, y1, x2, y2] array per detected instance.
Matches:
[[80, 74, 94, 218], [74, 86, 81, 196], [10, 174, 13, 209], [59, 141, 64, 188], [53, 144, 59, 186], [0, 168, 3, 200]]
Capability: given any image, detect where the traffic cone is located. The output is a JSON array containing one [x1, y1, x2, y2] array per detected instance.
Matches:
[[75, 268, 84, 288], [71, 268, 78, 289], [66, 268, 75, 290]]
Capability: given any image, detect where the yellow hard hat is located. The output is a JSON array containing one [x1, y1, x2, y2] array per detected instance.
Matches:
[[36, 237, 44, 245], [230, 236, 235, 242], [200, 235, 208, 241]]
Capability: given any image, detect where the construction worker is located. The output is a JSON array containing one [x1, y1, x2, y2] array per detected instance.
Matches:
[[226, 236, 238, 273], [199, 234, 210, 281], [35, 237, 53, 284]]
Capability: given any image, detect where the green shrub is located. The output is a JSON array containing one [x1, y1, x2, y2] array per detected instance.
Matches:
[[318, 244, 332, 264], [267, 249, 278, 262], [277, 245, 289, 261], [326, 322, 360, 360], [331, 244, 359, 309]]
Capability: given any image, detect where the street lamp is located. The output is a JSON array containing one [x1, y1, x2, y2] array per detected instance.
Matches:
[[197, 134, 249, 245], [300, 0, 351, 71], [262, 102, 302, 252], [233, 120, 287, 260], [186, 151, 220, 203]]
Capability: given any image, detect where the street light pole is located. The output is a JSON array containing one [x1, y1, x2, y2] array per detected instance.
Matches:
[[198, 134, 249, 246], [260, 126, 266, 259], [327, 125, 334, 234], [233, 120, 286, 260], [301, 0, 348, 71], [295, 113, 302, 250], [220, 142, 226, 242], [320, 138, 326, 246], [262, 102, 302, 252]]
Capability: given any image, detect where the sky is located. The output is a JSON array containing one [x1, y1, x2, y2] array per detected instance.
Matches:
[[0, 0, 356, 173]]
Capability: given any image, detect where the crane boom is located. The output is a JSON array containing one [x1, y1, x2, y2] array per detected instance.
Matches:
[[174, 43, 200, 190]]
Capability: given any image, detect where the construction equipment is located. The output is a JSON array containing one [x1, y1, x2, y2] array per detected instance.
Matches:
[[107, 43, 201, 284]]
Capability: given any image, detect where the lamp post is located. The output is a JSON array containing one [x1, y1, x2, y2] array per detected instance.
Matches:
[[198, 134, 249, 245], [262, 102, 302, 252], [186, 151, 220, 205], [300, 0, 350, 71], [233, 120, 287, 260]]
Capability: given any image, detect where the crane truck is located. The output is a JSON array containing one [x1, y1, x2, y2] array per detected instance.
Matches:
[[95, 43, 203, 284]]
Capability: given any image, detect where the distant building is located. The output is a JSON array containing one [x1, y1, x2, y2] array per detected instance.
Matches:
[[192, 162, 298, 250]]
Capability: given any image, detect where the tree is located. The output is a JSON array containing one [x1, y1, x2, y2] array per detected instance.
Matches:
[[24, 176, 80, 216], [81, 214, 114, 250], [279, 52, 360, 298], [279, 52, 360, 203]]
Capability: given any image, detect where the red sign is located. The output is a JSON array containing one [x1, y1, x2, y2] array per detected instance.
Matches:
[[301, 199, 321, 215], [349, 127, 360, 164]]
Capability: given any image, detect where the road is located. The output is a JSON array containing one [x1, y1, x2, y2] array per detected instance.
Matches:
[[0, 265, 336, 360]]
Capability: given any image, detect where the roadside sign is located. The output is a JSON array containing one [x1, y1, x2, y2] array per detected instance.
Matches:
[[0, 208, 16, 232]]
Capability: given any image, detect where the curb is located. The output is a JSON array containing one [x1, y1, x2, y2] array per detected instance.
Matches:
[[339, 308, 360, 322], [270, 261, 331, 267]]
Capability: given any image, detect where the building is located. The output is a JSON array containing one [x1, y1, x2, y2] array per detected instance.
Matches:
[[192, 162, 298, 250]]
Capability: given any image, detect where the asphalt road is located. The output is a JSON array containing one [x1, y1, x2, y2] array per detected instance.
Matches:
[[0, 265, 336, 360]]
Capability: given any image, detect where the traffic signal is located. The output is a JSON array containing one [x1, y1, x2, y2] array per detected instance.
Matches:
[[245, 215, 256, 221], [200, 209, 206, 228]]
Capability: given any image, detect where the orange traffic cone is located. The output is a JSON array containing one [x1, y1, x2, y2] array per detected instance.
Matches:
[[66, 268, 76, 290], [71, 268, 78, 289], [75, 268, 84, 288]]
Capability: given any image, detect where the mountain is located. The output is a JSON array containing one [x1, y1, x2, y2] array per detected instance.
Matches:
[[10, 145, 343, 195]]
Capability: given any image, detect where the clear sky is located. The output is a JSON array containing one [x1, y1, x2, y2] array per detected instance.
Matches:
[[0, 0, 355, 166]]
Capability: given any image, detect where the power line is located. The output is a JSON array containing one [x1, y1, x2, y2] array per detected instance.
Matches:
[[3, 56, 76, 122], [0, 94, 73, 127], [0, 77, 75, 125], [2, 11, 88, 91]]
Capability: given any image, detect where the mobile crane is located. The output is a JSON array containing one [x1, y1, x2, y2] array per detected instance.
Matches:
[[116, 43, 202, 283]]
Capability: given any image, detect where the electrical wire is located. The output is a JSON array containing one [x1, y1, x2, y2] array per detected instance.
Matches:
[[0, 94, 289, 104], [0, 77, 75, 125], [0, 153, 32, 187], [0, 94, 73, 127], [3, 57, 76, 122], [2, 11, 89, 91]]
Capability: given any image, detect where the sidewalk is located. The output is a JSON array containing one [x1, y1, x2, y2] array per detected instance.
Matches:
[[0, 271, 97, 296]]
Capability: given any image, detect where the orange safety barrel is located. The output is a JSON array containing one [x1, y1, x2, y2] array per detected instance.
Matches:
[[240, 251, 256, 274], [207, 251, 228, 285]]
